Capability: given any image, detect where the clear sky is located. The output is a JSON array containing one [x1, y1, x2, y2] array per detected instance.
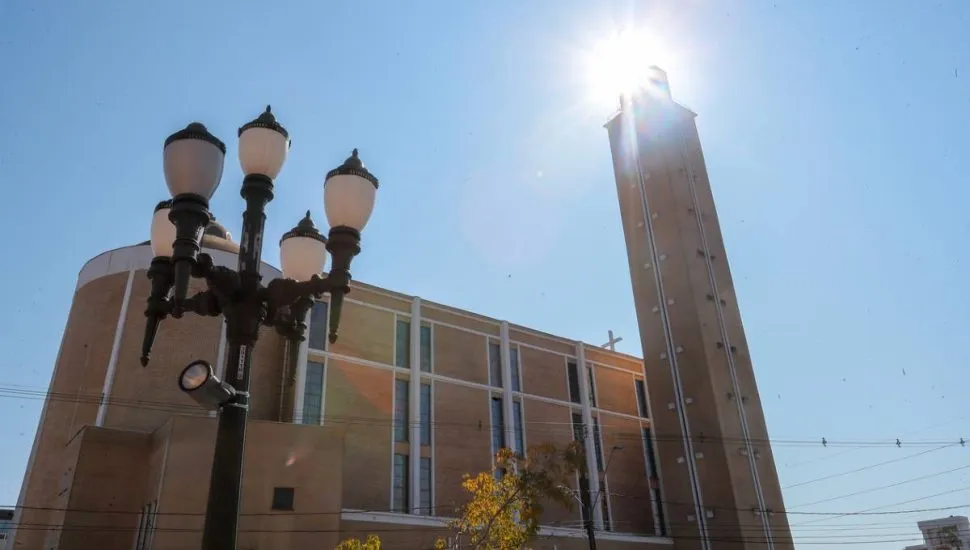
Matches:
[[1, 1, 968, 547]]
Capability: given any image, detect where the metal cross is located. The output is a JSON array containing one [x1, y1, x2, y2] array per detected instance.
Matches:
[[601, 329, 623, 351]]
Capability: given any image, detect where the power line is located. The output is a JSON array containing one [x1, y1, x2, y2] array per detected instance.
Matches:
[[14, 496, 967, 521], [7, 497, 965, 546], [789, 462, 970, 509], [2, 384, 967, 450], [783, 443, 959, 489], [783, 413, 970, 470], [3, 522, 942, 546], [792, 486, 970, 527]]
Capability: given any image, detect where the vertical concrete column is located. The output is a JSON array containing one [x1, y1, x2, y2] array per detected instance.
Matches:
[[576, 342, 604, 529], [291, 308, 311, 423], [409, 297, 422, 513], [500, 322, 515, 453], [96, 269, 136, 427]]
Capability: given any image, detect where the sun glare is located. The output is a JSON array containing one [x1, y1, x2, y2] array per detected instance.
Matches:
[[582, 29, 673, 108]]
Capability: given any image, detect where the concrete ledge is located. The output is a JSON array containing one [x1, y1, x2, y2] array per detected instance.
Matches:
[[340, 510, 674, 545]]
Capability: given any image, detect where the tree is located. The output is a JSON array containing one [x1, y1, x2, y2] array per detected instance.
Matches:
[[435, 442, 584, 550], [336, 534, 382, 550]]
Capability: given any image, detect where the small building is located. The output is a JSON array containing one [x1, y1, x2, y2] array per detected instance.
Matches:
[[908, 516, 970, 550], [0, 508, 14, 550]]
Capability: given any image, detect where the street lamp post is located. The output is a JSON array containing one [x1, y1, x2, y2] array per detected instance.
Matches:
[[139, 106, 379, 550]]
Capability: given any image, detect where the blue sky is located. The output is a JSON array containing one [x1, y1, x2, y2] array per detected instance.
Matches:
[[1, 1, 968, 547]]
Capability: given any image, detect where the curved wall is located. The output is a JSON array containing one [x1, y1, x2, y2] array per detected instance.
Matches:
[[13, 243, 288, 550]]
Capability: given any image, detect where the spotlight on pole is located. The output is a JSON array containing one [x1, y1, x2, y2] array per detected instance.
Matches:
[[178, 360, 236, 410]]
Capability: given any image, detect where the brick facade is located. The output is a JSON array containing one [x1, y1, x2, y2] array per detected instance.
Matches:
[[12, 238, 671, 550]]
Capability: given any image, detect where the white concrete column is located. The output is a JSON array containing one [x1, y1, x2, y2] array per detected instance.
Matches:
[[499, 322, 515, 453], [409, 297, 423, 513], [96, 269, 136, 427], [576, 342, 604, 529], [291, 308, 311, 423]]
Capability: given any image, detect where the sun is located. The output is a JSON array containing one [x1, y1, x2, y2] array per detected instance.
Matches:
[[581, 29, 675, 108]]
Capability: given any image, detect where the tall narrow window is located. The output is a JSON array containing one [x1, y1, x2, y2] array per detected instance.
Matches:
[[593, 416, 604, 472], [308, 301, 329, 351], [420, 457, 433, 515], [302, 361, 325, 425], [420, 383, 432, 445], [579, 486, 591, 523], [510, 346, 521, 392], [600, 494, 612, 531], [643, 427, 667, 536], [571, 412, 593, 523], [395, 319, 411, 368], [490, 397, 505, 455], [134, 501, 157, 550], [587, 366, 597, 407], [567, 361, 581, 404], [488, 341, 502, 387], [571, 412, 584, 443], [393, 454, 409, 512], [420, 324, 432, 372], [635, 379, 649, 418], [394, 379, 409, 442], [512, 400, 524, 454]]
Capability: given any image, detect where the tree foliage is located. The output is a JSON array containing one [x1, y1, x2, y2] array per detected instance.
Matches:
[[434, 442, 584, 550], [335, 534, 382, 550]]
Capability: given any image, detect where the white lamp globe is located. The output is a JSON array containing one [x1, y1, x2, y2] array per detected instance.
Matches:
[[280, 211, 328, 282], [162, 122, 226, 200], [238, 106, 290, 179], [324, 149, 379, 233]]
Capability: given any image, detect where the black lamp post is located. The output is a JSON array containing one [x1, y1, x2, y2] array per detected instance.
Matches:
[[140, 106, 379, 550]]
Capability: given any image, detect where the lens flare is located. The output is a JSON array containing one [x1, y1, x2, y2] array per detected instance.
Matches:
[[581, 29, 675, 107]]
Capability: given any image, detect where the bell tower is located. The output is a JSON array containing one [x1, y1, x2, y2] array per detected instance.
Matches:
[[604, 71, 794, 550]]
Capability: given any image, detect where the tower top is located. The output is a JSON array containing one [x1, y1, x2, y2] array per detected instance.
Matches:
[[646, 66, 671, 98]]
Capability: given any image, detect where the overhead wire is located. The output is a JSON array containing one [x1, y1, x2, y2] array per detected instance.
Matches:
[[1, 383, 967, 450], [788, 462, 970, 509]]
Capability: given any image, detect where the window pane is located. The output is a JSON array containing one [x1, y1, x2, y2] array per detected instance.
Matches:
[[643, 428, 666, 535], [488, 341, 502, 387], [420, 457, 432, 514], [271, 487, 295, 511], [396, 320, 411, 368], [513, 401, 524, 454], [593, 417, 604, 471], [135, 505, 147, 550], [587, 366, 597, 407], [420, 325, 432, 372], [491, 397, 505, 454], [302, 361, 325, 425], [308, 301, 329, 351], [654, 487, 667, 536], [642, 428, 659, 478], [420, 383, 431, 445], [571, 412, 584, 442], [393, 454, 409, 512], [567, 361, 581, 404], [600, 494, 611, 531], [395, 379, 409, 442], [578, 476, 591, 523], [510, 347, 520, 392], [635, 380, 648, 418]]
